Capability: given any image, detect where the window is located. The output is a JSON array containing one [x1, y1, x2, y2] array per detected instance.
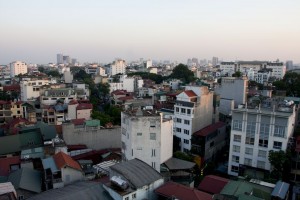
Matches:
[[137, 147, 142, 150], [231, 165, 239, 173], [137, 132, 142, 136], [152, 162, 156, 169], [233, 135, 241, 142], [122, 142, 126, 150], [150, 120, 156, 128], [181, 108, 186, 113], [244, 158, 252, 166], [233, 145, 240, 153], [184, 139, 189, 144], [245, 147, 253, 155], [258, 150, 267, 158], [273, 141, 282, 150], [184, 129, 189, 135], [259, 123, 269, 147], [176, 128, 181, 133], [232, 120, 242, 131], [245, 137, 254, 145], [210, 141, 214, 147], [274, 125, 285, 138], [176, 107, 179, 113], [150, 133, 156, 140], [184, 120, 190, 125], [125, 197, 129, 200], [183, 148, 189, 153], [122, 128, 126, 135], [132, 193, 136, 199], [152, 149, 156, 157], [187, 109, 191, 115], [232, 155, 239, 163], [176, 118, 182, 123], [257, 161, 265, 169]]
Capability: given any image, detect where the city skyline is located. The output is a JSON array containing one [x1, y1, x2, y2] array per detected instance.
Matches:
[[0, 0, 299, 64]]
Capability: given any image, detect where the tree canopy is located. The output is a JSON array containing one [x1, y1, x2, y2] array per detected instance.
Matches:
[[127, 72, 164, 84], [169, 64, 196, 83], [268, 150, 291, 181], [273, 72, 300, 96]]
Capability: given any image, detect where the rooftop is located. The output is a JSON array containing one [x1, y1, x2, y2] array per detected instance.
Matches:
[[53, 152, 82, 171], [155, 181, 212, 200], [164, 157, 195, 170], [110, 159, 162, 189], [198, 175, 229, 194], [193, 121, 226, 137]]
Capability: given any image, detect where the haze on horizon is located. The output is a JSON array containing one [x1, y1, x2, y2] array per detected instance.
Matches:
[[0, 0, 299, 64]]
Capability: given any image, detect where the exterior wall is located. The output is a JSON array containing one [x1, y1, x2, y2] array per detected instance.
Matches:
[[121, 113, 162, 172], [122, 77, 135, 92], [228, 108, 295, 176], [174, 86, 214, 152], [62, 124, 121, 150], [204, 126, 226, 161], [219, 98, 234, 116], [76, 109, 91, 120], [266, 64, 286, 79], [220, 63, 235, 75], [67, 104, 78, 120], [61, 167, 83, 185], [111, 60, 126, 76], [160, 117, 173, 164], [20, 79, 49, 101], [215, 77, 248, 107], [10, 61, 28, 77], [64, 71, 73, 83]]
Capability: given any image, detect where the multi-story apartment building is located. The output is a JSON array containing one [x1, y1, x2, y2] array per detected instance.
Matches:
[[109, 75, 143, 93], [173, 86, 214, 152], [0, 101, 24, 124], [110, 59, 126, 76], [215, 77, 248, 107], [40, 88, 86, 106], [20, 77, 49, 101], [121, 108, 173, 172], [10, 61, 28, 77], [228, 100, 296, 176], [220, 61, 286, 81], [256, 69, 273, 84]]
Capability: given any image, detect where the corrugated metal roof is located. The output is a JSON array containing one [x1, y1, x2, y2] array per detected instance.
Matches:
[[271, 181, 289, 199], [85, 120, 100, 127], [8, 167, 42, 193], [42, 157, 59, 173], [164, 157, 195, 170], [110, 159, 162, 189], [21, 147, 44, 159], [0, 182, 17, 197], [27, 181, 113, 200]]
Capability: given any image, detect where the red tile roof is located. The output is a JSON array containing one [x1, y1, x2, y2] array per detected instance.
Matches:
[[53, 152, 82, 171], [0, 100, 9, 105], [71, 118, 85, 126], [3, 84, 20, 92], [198, 175, 229, 194], [67, 144, 87, 151], [193, 121, 226, 137], [155, 181, 212, 200], [111, 90, 127, 95], [0, 156, 21, 176], [184, 90, 197, 97], [76, 103, 93, 110], [117, 96, 133, 101], [68, 100, 78, 105]]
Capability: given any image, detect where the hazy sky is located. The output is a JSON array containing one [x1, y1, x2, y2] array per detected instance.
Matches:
[[0, 0, 299, 64]]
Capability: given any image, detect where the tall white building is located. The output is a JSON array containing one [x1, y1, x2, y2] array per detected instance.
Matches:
[[228, 100, 296, 176], [110, 59, 126, 76], [20, 78, 49, 101], [10, 61, 28, 77], [121, 109, 173, 172], [174, 86, 214, 152]]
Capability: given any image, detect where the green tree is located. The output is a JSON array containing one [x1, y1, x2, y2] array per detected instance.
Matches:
[[272, 72, 300, 96], [173, 151, 194, 162], [97, 83, 110, 98], [268, 150, 291, 181], [91, 111, 112, 126], [127, 72, 164, 84], [232, 71, 242, 77], [46, 70, 61, 77], [169, 64, 196, 83], [104, 105, 122, 125], [38, 66, 45, 73]]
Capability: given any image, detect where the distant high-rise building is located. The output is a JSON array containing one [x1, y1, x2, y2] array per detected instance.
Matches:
[[71, 58, 77, 65], [10, 61, 28, 77], [212, 57, 219, 66], [286, 60, 293, 70], [63, 56, 71, 65], [57, 54, 63, 64], [144, 59, 152, 68]]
